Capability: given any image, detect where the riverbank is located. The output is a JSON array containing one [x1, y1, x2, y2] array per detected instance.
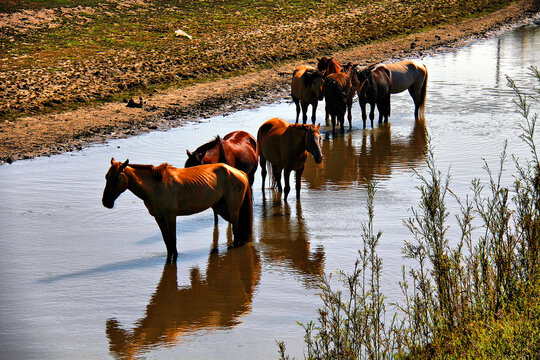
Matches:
[[0, 0, 538, 164]]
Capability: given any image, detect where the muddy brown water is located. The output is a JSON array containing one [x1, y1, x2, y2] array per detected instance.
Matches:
[[0, 22, 539, 359]]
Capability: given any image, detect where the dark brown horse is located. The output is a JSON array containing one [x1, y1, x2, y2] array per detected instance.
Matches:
[[323, 71, 353, 133], [355, 63, 392, 128], [291, 65, 324, 125], [102, 159, 253, 263], [355, 60, 428, 127], [317, 56, 342, 76], [257, 118, 323, 200], [318, 57, 358, 127], [185, 130, 258, 186]]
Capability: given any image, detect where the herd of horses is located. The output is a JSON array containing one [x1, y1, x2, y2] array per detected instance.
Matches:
[[293, 56, 428, 131], [102, 56, 428, 263]]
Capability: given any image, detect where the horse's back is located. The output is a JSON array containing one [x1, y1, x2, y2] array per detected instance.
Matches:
[[382, 60, 427, 93], [257, 118, 289, 164], [291, 65, 316, 100], [221, 131, 258, 179]]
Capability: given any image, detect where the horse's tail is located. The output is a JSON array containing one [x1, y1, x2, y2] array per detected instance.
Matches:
[[267, 161, 277, 189], [236, 183, 253, 244], [418, 67, 428, 120]]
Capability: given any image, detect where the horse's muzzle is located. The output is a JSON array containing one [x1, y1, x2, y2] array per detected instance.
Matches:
[[102, 198, 115, 209], [314, 154, 323, 164]]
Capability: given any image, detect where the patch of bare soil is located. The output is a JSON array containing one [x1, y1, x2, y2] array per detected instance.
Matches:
[[0, 0, 538, 164]]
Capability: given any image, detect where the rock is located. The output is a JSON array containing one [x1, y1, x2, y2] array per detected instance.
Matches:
[[174, 29, 192, 39]]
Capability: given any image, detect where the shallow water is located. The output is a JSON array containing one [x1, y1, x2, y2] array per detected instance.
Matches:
[[0, 22, 539, 359]]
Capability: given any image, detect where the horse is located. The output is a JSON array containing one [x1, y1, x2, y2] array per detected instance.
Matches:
[[291, 65, 324, 125], [316, 56, 342, 76], [323, 71, 353, 133], [355, 63, 392, 128], [185, 130, 257, 224], [102, 158, 253, 263], [257, 118, 323, 200], [356, 60, 428, 127], [317, 57, 357, 126], [185, 130, 258, 186]]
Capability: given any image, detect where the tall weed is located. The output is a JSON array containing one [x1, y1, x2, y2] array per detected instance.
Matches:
[[278, 66, 540, 359]]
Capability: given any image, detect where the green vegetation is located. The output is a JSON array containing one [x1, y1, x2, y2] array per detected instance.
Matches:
[[277, 68, 540, 359], [0, 0, 514, 118]]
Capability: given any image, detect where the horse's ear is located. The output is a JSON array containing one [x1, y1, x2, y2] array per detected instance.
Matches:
[[110, 157, 115, 165], [186, 150, 192, 157], [316, 57, 321, 61], [120, 159, 129, 170], [316, 124, 321, 130]]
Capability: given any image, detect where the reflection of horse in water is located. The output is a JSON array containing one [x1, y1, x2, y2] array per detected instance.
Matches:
[[106, 244, 261, 359], [302, 121, 427, 189], [258, 194, 324, 286]]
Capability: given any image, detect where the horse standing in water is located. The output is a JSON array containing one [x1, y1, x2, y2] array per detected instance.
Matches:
[[257, 118, 323, 200], [185, 130, 258, 186], [185, 130, 258, 224], [291, 65, 324, 125], [356, 60, 428, 127], [317, 57, 356, 128], [102, 159, 253, 263], [323, 70, 353, 133]]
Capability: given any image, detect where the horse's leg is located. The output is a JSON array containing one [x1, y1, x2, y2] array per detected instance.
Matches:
[[360, 101, 367, 129], [283, 168, 292, 200], [369, 102, 376, 127], [340, 112, 345, 133], [384, 93, 391, 123], [325, 109, 329, 125], [259, 154, 267, 193], [331, 114, 336, 133], [293, 97, 300, 124], [295, 166, 304, 198], [409, 85, 421, 121], [301, 101, 309, 124], [311, 101, 318, 125], [156, 216, 177, 263], [347, 98, 353, 130], [272, 165, 283, 193], [212, 209, 219, 225]]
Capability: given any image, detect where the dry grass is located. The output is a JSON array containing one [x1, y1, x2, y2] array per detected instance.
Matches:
[[0, 0, 513, 119]]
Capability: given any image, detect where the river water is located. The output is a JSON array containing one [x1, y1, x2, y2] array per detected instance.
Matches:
[[0, 21, 538, 359]]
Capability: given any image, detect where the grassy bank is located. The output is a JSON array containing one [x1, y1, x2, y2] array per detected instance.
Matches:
[[278, 68, 540, 359], [0, 0, 515, 119]]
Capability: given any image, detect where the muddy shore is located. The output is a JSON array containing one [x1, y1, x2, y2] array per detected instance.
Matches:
[[0, 0, 538, 164]]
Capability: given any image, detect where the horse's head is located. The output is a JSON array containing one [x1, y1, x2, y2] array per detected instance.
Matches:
[[184, 150, 204, 168], [304, 69, 325, 101], [304, 124, 323, 164], [102, 158, 130, 209], [316, 56, 333, 76]]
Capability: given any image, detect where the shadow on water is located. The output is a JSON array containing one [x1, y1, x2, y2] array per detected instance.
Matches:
[[303, 120, 427, 189], [106, 241, 261, 359], [37, 254, 166, 284], [258, 193, 325, 287]]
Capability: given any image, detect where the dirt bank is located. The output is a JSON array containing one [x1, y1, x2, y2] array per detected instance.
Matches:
[[0, 0, 538, 164]]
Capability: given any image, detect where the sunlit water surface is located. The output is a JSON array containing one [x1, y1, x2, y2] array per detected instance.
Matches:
[[0, 22, 538, 359]]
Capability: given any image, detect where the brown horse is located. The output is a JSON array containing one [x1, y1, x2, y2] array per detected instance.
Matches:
[[356, 60, 428, 126], [257, 118, 323, 200], [355, 63, 392, 128], [318, 57, 357, 127], [185, 130, 258, 186], [323, 71, 353, 133], [102, 159, 253, 263], [291, 65, 324, 125], [316, 56, 342, 76]]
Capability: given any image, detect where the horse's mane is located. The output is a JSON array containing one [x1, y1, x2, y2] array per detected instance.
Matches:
[[195, 136, 222, 154], [127, 163, 171, 179]]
